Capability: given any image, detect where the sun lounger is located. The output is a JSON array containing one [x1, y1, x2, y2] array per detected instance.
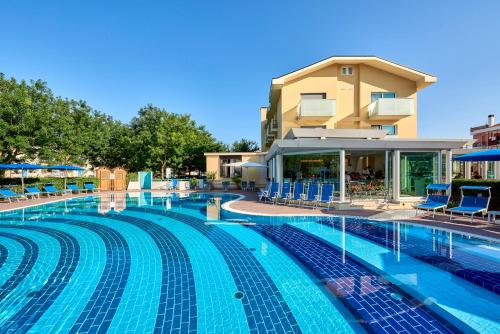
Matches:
[[0, 188, 27, 202], [25, 186, 50, 198], [415, 184, 450, 217], [84, 183, 98, 193], [285, 182, 305, 205], [314, 183, 335, 209], [43, 184, 69, 196], [273, 182, 290, 205], [258, 183, 271, 201], [67, 183, 85, 193], [261, 182, 279, 202], [449, 186, 491, 222], [300, 183, 320, 206]]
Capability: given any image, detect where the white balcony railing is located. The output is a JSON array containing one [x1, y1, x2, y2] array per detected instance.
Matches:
[[298, 99, 336, 118], [368, 98, 414, 119]]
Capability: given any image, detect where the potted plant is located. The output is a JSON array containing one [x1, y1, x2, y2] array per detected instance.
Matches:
[[206, 171, 216, 190], [231, 175, 241, 189]]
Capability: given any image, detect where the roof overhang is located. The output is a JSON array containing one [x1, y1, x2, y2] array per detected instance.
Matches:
[[269, 56, 437, 102], [285, 128, 387, 139], [266, 138, 469, 160], [204, 152, 267, 157]]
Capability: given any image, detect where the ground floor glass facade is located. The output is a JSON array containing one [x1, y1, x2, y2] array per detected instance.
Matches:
[[400, 152, 439, 197]]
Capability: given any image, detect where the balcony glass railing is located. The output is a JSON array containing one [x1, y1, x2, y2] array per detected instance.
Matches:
[[368, 98, 414, 119], [298, 99, 336, 118]]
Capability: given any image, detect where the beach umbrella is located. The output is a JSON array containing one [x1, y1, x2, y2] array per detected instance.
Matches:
[[453, 149, 500, 161], [223, 161, 267, 182], [47, 165, 84, 189], [0, 163, 45, 189]]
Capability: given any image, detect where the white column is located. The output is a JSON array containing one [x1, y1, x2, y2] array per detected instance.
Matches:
[[393, 150, 400, 201], [437, 151, 443, 183], [384, 151, 389, 191], [495, 161, 500, 180], [465, 161, 471, 179], [445, 150, 453, 184], [483, 161, 488, 178], [276, 154, 283, 183], [339, 150, 346, 202]]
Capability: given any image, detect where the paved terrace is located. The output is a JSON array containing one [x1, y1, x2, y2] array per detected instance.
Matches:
[[0, 190, 499, 240]]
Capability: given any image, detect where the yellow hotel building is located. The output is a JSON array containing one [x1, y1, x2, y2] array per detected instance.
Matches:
[[206, 56, 470, 202]]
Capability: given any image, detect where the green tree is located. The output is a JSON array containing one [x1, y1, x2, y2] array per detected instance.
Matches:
[[231, 138, 260, 152]]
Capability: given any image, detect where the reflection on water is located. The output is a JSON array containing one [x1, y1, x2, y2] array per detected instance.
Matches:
[[206, 197, 221, 221], [98, 192, 127, 214]]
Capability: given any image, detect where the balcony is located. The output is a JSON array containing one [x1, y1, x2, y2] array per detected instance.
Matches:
[[368, 98, 414, 120], [298, 99, 336, 118]]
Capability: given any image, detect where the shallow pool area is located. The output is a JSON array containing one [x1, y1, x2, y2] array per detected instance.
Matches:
[[0, 192, 498, 333]]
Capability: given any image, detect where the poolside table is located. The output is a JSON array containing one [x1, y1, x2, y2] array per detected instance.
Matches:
[[487, 211, 500, 224]]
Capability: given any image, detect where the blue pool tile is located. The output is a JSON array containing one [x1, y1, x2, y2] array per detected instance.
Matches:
[[127, 206, 301, 334], [317, 216, 500, 296], [251, 224, 461, 334], [0, 225, 79, 333]]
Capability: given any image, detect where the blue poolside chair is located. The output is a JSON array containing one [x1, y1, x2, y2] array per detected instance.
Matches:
[[273, 182, 291, 205], [67, 183, 85, 193], [314, 183, 335, 209], [0, 188, 27, 202], [84, 183, 98, 193], [449, 186, 491, 222], [43, 184, 68, 196], [261, 182, 279, 202], [415, 184, 451, 217], [25, 186, 49, 198], [300, 183, 320, 206], [241, 181, 248, 191], [285, 182, 305, 205]]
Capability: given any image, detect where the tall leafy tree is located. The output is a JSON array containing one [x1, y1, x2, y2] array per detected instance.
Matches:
[[231, 138, 260, 152]]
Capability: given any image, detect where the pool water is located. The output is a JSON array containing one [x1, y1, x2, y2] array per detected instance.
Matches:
[[0, 192, 498, 334]]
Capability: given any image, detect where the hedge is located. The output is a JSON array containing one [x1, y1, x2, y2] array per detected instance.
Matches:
[[0, 177, 98, 193], [451, 179, 500, 210]]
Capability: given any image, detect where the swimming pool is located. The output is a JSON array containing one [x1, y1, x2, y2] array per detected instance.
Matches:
[[0, 192, 498, 333]]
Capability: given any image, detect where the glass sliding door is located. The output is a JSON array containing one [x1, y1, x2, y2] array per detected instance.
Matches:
[[400, 152, 439, 197]]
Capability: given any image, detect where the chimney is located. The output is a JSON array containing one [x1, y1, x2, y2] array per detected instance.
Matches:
[[488, 114, 495, 127]]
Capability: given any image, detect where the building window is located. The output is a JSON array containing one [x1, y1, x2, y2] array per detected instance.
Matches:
[[300, 93, 326, 99], [371, 125, 397, 135], [341, 66, 353, 76], [283, 152, 340, 192], [371, 92, 396, 102]]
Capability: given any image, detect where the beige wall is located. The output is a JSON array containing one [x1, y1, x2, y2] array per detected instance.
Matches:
[[205, 153, 268, 187], [262, 62, 420, 149]]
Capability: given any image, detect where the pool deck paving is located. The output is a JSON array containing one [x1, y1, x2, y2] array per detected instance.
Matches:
[[1, 189, 499, 240]]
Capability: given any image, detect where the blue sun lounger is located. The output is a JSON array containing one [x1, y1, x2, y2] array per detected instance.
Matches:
[[273, 182, 291, 205], [314, 183, 335, 209], [449, 186, 491, 222], [0, 188, 27, 202], [84, 183, 98, 193], [43, 184, 68, 196], [67, 183, 85, 193], [301, 183, 320, 206], [415, 184, 451, 217], [25, 186, 50, 198], [262, 182, 279, 203], [258, 183, 271, 201], [285, 182, 304, 205]]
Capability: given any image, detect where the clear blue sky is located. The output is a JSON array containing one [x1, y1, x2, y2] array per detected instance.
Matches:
[[1, 0, 500, 145]]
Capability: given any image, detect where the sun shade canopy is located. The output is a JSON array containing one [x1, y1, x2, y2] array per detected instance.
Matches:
[[454, 149, 500, 161]]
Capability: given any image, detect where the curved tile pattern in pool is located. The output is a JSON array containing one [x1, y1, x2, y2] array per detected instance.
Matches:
[[126, 206, 302, 334], [252, 224, 460, 334], [0, 193, 499, 334], [0, 243, 7, 268], [0, 225, 79, 333], [36, 218, 131, 334], [76, 211, 198, 334], [0, 233, 39, 301]]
